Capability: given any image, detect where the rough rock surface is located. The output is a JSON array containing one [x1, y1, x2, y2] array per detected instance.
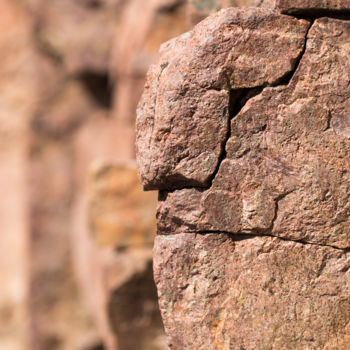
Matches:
[[136, 6, 350, 350], [276, 0, 350, 15], [157, 17, 350, 250], [154, 233, 350, 350], [0, 1, 276, 350], [137, 8, 310, 190]]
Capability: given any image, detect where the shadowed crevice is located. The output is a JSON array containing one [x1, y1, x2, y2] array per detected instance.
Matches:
[[208, 87, 264, 188], [195, 230, 350, 252], [281, 9, 350, 20], [272, 19, 313, 86], [206, 20, 313, 189]]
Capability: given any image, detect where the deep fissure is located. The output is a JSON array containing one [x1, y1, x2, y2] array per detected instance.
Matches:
[[207, 20, 312, 189], [282, 9, 350, 20]]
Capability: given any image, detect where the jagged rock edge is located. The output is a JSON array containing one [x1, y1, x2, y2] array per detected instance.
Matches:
[[280, 9, 350, 19]]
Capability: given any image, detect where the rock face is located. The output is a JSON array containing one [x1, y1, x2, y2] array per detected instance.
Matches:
[[154, 233, 350, 349], [137, 8, 310, 190], [136, 6, 350, 350], [276, 0, 350, 15]]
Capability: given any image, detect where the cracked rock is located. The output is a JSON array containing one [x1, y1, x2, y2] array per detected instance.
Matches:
[[154, 233, 350, 349], [136, 8, 309, 190], [157, 17, 350, 250], [136, 6, 350, 350]]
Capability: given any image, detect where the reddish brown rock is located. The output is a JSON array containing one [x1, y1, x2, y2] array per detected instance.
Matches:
[[136, 8, 310, 190], [154, 233, 350, 350], [276, 0, 350, 15], [0, 0, 194, 349], [157, 17, 350, 250], [136, 6, 350, 350]]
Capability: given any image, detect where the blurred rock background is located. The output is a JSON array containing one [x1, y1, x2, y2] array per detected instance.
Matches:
[[0, 0, 271, 349]]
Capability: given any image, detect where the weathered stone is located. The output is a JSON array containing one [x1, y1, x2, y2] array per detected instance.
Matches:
[[157, 17, 350, 250], [276, 0, 350, 15], [154, 233, 350, 350], [136, 8, 310, 190], [137, 6, 350, 350], [1, 0, 193, 349]]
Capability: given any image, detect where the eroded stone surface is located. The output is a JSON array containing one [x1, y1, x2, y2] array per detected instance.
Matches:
[[157, 17, 350, 249], [154, 233, 350, 350], [136, 7, 350, 349], [136, 8, 309, 190], [276, 0, 350, 15]]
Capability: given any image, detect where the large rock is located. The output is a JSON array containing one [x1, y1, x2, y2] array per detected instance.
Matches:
[[157, 17, 350, 250], [136, 8, 310, 190], [136, 7, 350, 350]]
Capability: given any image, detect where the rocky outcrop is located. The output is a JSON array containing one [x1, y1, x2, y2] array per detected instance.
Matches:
[[137, 5, 350, 349]]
